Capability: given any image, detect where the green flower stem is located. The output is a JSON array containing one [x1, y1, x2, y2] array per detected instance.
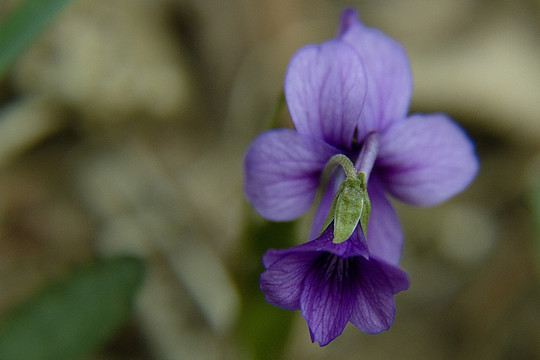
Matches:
[[323, 154, 358, 180]]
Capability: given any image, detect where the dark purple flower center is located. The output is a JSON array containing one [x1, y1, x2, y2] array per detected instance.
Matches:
[[312, 252, 355, 284]]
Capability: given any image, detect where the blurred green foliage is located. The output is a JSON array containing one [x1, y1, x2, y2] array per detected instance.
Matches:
[[0, 0, 75, 80], [235, 212, 298, 360], [0, 256, 145, 360], [530, 182, 540, 275]]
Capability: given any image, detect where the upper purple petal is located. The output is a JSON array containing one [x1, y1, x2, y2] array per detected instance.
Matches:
[[244, 129, 340, 221], [339, 10, 413, 141], [284, 39, 367, 150], [377, 113, 480, 206], [349, 257, 409, 334]]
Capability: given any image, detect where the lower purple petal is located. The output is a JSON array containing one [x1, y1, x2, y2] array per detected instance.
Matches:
[[300, 254, 356, 346], [349, 257, 409, 334], [260, 231, 409, 346], [260, 251, 318, 311]]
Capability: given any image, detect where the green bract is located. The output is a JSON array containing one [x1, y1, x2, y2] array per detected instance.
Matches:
[[321, 172, 371, 244]]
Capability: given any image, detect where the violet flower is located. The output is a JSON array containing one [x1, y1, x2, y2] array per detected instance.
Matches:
[[260, 224, 410, 346], [244, 9, 479, 346]]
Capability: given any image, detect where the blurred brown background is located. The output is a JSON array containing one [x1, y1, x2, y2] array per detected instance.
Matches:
[[0, 0, 539, 359]]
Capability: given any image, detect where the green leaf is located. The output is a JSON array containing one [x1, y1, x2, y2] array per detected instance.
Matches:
[[0, 0, 76, 80], [0, 256, 145, 360]]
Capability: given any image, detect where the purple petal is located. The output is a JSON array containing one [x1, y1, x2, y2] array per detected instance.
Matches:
[[244, 129, 340, 221], [266, 226, 369, 266], [284, 40, 367, 150], [377, 113, 480, 206], [300, 254, 356, 346], [260, 251, 318, 311], [363, 173, 404, 266], [374, 259, 411, 294], [308, 170, 344, 240], [339, 10, 412, 140], [349, 258, 409, 334]]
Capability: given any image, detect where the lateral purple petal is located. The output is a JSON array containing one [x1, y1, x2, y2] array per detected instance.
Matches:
[[284, 40, 367, 150], [349, 257, 409, 334], [364, 174, 404, 266], [377, 114, 480, 206], [308, 171, 344, 240], [339, 10, 412, 140], [244, 129, 340, 221]]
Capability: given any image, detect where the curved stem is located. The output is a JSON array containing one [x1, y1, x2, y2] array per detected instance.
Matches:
[[355, 131, 380, 183], [324, 154, 357, 179]]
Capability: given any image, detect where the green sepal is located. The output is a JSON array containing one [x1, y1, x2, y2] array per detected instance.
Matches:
[[320, 173, 371, 244], [356, 172, 371, 239], [333, 178, 364, 244], [359, 188, 371, 239], [320, 186, 341, 236]]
